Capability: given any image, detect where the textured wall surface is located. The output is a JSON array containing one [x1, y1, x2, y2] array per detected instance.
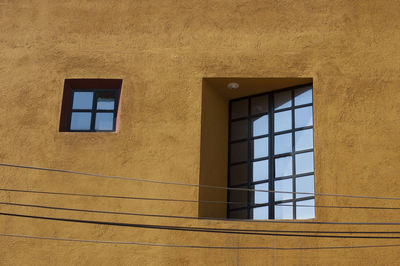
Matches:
[[0, 0, 400, 265]]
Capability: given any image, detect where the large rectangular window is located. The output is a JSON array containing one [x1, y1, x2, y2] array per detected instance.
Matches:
[[228, 84, 315, 220]]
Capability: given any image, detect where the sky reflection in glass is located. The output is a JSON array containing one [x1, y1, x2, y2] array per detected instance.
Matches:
[[294, 87, 312, 106], [95, 113, 114, 131], [275, 179, 292, 201], [296, 199, 315, 219], [252, 160, 268, 182], [295, 129, 313, 151], [295, 106, 313, 128], [253, 137, 268, 159], [252, 206, 269, 220], [274, 133, 292, 154], [296, 175, 314, 198], [295, 152, 314, 174], [275, 156, 292, 177], [97, 98, 115, 110], [72, 92, 93, 109], [254, 182, 268, 204], [70, 112, 91, 130], [252, 115, 268, 137], [274, 111, 292, 132], [275, 204, 293, 219]]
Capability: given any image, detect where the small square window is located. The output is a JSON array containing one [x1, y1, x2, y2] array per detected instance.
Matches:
[[59, 79, 122, 132]]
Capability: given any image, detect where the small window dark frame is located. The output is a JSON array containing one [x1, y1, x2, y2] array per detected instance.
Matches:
[[59, 79, 122, 132]]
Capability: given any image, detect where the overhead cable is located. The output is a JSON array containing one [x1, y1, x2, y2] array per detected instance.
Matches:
[[2, 233, 400, 250], [3, 201, 400, 233], [1, 163, 400, 201], [3, 212, 400, 238], [2, 187, 400, 211], [0, 188, 240, 205]]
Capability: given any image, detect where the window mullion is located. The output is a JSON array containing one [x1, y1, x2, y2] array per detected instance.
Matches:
[[291, 89, 296, 219], [91, 91, 97, 131], [268, 94, 275, 219], [68, 91, 76, 130], [113, 91, 119, 131], [247, 98, 251, 219], [227, 101, 232, 218]]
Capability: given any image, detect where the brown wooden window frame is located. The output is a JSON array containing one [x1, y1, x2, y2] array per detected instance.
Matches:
[[59, 79, 123, 132]]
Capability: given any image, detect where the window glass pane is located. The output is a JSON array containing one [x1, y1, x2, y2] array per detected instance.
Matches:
[[294, 86, 312, 106], [296, 199, 315, 219], [231, 99, 248, 119], [72, 92, 93, 109], [229, 209, 247, 219], [296, 175, 314, 198], [97, 97, 115, 110], [295, 152, 314, 174], [274, 110, 292, 132], [231, 119, 248, 141], [275, 204, 293, 219], [230, 163, 248, 186], [252, 115, 268, 137], [252, 160, 268, 182], [230, 141, 248, 163], [295, 129, 313, 151], [253, 182, 269, 204], [275, 179, 293, 201], [274, 90, 292, 110], [70, 112, 91, 130], [274, 133, 292, 154], [252, 206, 268, 220], [275, 156, 292, 177], [252, 137, 268, 159], [251, 95, 268, 115], [229, 187, 248, 204], [95, 113, 114, 131], [295, 106, 313, 128]]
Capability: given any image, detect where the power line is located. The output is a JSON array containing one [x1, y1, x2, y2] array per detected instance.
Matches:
[[1, 162, 400, 201], [2, 187, 400, 211], [3, 200, 400, 226], [2, 211, 400, 238], [2, 233, 400, 250], [3, 201, 400, 233], [0, 188, 241, 205], [0, 200, 398, 227]]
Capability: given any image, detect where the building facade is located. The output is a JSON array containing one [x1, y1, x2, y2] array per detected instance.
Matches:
[[0, 0, 400, 265]]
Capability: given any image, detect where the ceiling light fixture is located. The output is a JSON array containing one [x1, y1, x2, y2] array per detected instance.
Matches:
[[227, 82, 239, 90]]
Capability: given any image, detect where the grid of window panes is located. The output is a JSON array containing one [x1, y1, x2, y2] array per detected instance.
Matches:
[[228, 84, 315, 220], [69, 90, 119, 132]]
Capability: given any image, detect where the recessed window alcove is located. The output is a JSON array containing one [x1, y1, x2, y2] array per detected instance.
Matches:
[[199, 77, 314, 220]]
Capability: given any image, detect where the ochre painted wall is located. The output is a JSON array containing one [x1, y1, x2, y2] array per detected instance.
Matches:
[[0, 0, 400, 265]]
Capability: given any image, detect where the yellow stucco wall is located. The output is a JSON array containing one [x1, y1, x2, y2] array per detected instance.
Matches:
[[0, 0, 400, 265]]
